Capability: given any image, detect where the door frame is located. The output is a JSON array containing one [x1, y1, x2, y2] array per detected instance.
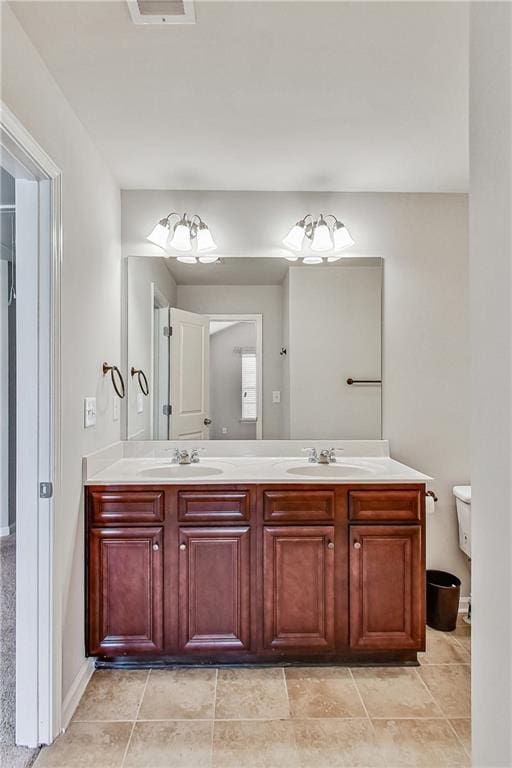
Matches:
[[0, 102, 62, 746], [207, 313, 263, 439]]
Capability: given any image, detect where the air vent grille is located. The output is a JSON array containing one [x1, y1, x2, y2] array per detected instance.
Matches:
[[127, 0, 195, 25]]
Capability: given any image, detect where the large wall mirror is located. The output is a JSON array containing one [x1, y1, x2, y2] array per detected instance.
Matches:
[[124, 256, 382, 440]]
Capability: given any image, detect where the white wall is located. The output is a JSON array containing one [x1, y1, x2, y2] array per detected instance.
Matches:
[[1, 5, 122, 706], [470, 5, 512, 766], [126, 257, 176, 439], [0, 261, 8, 535], [210, 322, 257, 440], [123, 189, 470, 595], [286, 264, 382, 440], [177, 285, 283, 439]]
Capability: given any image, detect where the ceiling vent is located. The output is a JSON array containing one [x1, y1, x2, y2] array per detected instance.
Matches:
[[127, 0, 195, 25]]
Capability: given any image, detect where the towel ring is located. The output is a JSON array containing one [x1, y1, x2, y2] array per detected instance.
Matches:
[[131, 367, 149, 396], [102, 363, 126, 399]]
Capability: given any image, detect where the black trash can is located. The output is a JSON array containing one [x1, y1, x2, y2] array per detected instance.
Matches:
[[426, 569, 461, 631]]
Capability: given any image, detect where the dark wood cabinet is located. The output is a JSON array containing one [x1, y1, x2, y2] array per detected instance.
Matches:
[[263, 525, 335, 651], [349, 524, 423, 651], [178, 526, 251, 652], [86, 482, 425, 663], [88, 526, 164, 655]]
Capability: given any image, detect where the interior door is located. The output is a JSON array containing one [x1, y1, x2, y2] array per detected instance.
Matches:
[[153, 306, 170, 439], [169, 308, 210, 439]]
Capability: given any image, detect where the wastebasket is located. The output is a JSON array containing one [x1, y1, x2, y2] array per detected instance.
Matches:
[[426, 569, 461, 631]]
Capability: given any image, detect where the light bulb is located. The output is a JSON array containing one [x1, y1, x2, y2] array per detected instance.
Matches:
[[196, 224, 217, 253], [176, 255, 197, 264], [170, 220, 192, 251], [283, 222, 306, 251], [333, 222, 355, 250], [327, 254, 343, 262], [146, 219, 170, 249], [285, 255, 299, 262], [303, 255, 323, 265], [198, 254, 219, 264], [311, 216, 333, 252]]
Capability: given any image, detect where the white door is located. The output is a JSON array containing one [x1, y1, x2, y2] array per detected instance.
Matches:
[[153, 305, 170, 440], [169, 308, 210, 439]]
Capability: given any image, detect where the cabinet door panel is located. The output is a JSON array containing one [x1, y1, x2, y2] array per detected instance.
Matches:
[[88, 527, 164, 655], [350, 525, 423, 650], [263, 526, 335, 651], [179, 527, 251, 651], [348, 490, 421, 523], [263, 490, 335, 523]]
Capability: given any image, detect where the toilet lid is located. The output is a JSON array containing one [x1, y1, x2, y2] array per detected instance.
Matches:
[[453, 485, 471, 503]]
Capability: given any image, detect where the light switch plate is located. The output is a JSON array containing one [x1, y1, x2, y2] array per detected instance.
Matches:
[[222, 427, 228, 434], [84, 397, 96, 428], [137, 393, 144, 414], [272, 390, 281, 403], [113, 397, 120, 421]]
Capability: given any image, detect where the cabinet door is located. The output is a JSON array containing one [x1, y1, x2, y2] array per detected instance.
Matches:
[[88, 527, 164, 655], [350, 525, 423, 650], [263, 526, 335, 651], [179, 527, 251, 652]]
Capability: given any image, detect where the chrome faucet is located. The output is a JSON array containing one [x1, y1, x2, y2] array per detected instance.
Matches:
[[302, 447, 342, 464], [170, 448, 204, 465]]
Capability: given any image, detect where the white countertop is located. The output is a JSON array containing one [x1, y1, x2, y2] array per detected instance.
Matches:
[[83, 440, 431, 486]]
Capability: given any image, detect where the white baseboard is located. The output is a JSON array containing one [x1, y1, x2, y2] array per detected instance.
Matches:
[[0, 523, 16, 538], [61, 658, 94, 731], [459, 596, 471, 613]]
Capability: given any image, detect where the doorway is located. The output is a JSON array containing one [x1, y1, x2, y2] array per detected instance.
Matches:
[[0, 103, 62, 750]]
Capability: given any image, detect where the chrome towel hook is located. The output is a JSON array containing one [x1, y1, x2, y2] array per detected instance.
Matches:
[[131, 367, 149, 396], [102, 363, 126, 399]]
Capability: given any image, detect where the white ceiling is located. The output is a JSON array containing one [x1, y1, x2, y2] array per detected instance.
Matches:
[[12, 0, 469, 192]]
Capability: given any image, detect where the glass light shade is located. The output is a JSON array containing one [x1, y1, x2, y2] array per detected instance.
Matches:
[[147, 219, 170, 249], [170, 221, 192, 251], [285, 255, 300, 262], [311, 218, 333, 252], [283, 223, 306, 251], [198, 254, 219, 264], [176, 255, 197, 264], [333, 223, 354, 250], [196, 225, 217, 253], [303, 255, 323, 265], [327, 254, 343, 262]]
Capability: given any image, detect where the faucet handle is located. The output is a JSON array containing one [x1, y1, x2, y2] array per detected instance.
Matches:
[[328, 447, 343, 463], [190, 447, 205, 463], [302, 447, 318, 463], [163, 447, 181, 463]]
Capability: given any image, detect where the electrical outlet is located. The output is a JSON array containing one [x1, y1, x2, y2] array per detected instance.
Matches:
[[137, 393, 144, 414], [113, 397, 120, 421], [272, 390, 281, 404], [84, 397, 96, 428]]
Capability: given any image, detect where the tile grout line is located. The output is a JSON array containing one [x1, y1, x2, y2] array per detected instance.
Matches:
[[348, 669, 371, 722], [413, 665, 451, 719], [445, 717, 472, 760], [120, 669, 151, 768]]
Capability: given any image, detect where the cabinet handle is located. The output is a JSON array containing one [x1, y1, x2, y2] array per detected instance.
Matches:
[[153, 544, 159, 551], [327, 541, 335, 549], [353, 541, 361, 550], [179, 543, 186, 551]]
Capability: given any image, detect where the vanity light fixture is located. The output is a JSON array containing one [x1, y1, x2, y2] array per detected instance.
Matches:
[[147, 212, 218, 263], [282, 214, 354, 263]]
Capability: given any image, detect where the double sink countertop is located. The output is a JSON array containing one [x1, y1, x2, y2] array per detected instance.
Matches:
[[83, 440, 431, 485]]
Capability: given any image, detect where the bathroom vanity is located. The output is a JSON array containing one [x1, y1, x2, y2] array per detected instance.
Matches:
[[84, 442, 430, 666]]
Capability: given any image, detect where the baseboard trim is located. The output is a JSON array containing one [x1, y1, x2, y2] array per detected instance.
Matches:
[[0, 523, 16, 538], [459, 596, 471, 613], [61, 658, 94, 731]]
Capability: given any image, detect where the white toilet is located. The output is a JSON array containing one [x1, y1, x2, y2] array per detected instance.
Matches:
[[453, 485, 471, 558]]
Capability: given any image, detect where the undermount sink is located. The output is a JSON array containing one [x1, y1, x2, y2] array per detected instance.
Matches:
[[137, 464, 227, 479], [285, 463, 376, 478]]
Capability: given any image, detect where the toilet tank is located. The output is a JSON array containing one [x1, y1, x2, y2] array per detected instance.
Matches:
[[453, 485, 471, 558]]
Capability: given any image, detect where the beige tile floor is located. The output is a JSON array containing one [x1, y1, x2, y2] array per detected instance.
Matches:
[[34, 618, 471, 768]]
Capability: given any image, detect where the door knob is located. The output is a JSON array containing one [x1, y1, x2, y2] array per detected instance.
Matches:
[[153, 544, 159, 551], [204, 418, 212, 425], [179, 543, 187, 551], [353, 541, 361, 549], [327, 541, 335, 549]]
